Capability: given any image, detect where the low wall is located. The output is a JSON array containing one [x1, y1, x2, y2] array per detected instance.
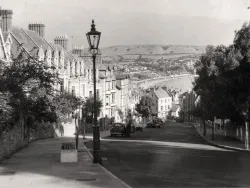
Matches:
[[0, 122, 58, 161], [224, 124, 246, 142], [0, 125, 27, 161]]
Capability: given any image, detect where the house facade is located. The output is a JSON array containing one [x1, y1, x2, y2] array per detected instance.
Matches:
[[0, 7, 130, 124], [149, 87, 172, 120]]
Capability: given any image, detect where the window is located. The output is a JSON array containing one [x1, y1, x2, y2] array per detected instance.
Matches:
[[111, 108, 114, 116], [60, 80, 64, 92], [106, 95, 109, 106], [168, 105, 170, 109], [89, 91, 93, 97], [107, 82, 110, 90], [60, 83, 64, 92], [112, 93, 115, 103], [106, 82, 110, 90], [72, 86, 75, 96], [97, 89, 100, 98], [112, 81, 115, 89], [161, 106, 163, 110], [165, 99, 167, 103], [165, 105, 167, 110], [75, 62, 77, 75], [82, 84, 85, 96]]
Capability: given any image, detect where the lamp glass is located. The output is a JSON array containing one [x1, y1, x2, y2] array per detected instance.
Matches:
[[86, 20, 101, 50]]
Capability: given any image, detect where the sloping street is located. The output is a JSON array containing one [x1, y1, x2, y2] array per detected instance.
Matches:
[[86, 122, 250, 187]]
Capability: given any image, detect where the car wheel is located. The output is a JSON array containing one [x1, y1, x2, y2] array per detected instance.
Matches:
[[110, 134, 113, 137]]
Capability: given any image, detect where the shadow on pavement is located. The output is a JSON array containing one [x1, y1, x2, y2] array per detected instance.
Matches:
[[0, 137, 129, 188]]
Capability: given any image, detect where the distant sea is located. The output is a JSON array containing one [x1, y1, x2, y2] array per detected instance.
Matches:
[[138, 75, 194, 92], [156, 76, 194, 92]]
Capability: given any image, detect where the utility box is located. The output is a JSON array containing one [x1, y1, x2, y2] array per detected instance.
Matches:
[[60, 142, 78, 163]]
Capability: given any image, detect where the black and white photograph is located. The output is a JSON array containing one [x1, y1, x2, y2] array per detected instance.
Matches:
[[1, 0, 250, 187]]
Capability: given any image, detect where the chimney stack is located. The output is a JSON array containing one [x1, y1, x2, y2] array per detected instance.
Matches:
[[54, 35, 68, 51], [72, 45, 84, 57], [28, 23, 45, 38], [0, 9, 13, 32]]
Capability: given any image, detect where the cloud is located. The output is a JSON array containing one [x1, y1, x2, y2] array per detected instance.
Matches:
[[1, 0, 249, 47]]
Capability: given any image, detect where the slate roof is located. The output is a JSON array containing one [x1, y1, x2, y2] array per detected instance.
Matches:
[[11, 26, 39, 56], [99, 71, 106, 79], [116, 80, 121, 89], [23, 29, 51, 50], [49, 43, 74, 62], [115, 74, 130, 80], [99, 63, 116, 71], [171, 104, 180, 112], [82, 56, 93, 69], [154, 88, 171, 99]]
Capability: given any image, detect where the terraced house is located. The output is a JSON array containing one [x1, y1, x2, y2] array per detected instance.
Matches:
[[149, 87, 172, 120], [0, 7, 130, 126]]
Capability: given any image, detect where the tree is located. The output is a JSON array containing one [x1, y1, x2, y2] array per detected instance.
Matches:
[[116, 107, 124, 122], [81, 97, 103, 134], [52, 92, 83, 123], [0, 51, 59, 139], [125, 109, 133, 137], [178, 110, 185, 122], [192, 22, 250, 148], [135, 95, 155, 119], [167, 110, 173, 120]]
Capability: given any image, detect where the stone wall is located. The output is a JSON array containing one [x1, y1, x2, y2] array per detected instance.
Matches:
[[0, 122, 59, 161], [0, 125, 27, 161]]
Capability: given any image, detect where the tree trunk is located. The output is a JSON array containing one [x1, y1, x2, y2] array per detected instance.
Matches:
[[83, 120, 86, 139], [245, 121, 249, 150], [212, 120, 215, 140], [199, 118, 202, 131], [202, 118, 206, 136], [26, 125, 30, 142], [20, 113, 25, 139], [75, 117, 78, 150], [240, 126, 243, 141]]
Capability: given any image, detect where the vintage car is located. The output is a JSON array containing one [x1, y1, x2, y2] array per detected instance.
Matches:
[[110, 123, 126, 137]]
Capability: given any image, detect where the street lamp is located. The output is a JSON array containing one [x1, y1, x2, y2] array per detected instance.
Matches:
[[86, 20, 102, 164]]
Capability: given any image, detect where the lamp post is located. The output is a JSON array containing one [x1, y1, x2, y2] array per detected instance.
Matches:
[[86, 20, 102, 164]]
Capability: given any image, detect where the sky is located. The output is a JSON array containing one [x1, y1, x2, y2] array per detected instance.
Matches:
[[1, 0, 250, 48]]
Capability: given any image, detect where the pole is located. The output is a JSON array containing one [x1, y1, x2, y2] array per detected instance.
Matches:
[[75, 114, 78, 149], [92, 54, 102, 164]]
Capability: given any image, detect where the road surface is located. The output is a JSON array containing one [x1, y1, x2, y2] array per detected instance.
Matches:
[[86, 122, 250, 187]]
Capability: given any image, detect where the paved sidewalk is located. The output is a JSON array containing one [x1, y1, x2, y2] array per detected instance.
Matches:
[[193, 124, 249, 152], [0, 137, 131, 188]]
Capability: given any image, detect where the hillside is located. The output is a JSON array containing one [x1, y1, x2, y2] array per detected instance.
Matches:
[[100, 45, 205, 57]]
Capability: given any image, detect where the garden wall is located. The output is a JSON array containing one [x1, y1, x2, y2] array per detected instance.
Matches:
[[0, 122, 59, 161]]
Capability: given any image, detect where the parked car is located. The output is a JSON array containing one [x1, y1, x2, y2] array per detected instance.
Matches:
[[135, 123, 143, 132], [153, 119, 164, 128], [146, 122, 154, 128], [110, 123, 126, 137], [176, 118, 184, 123]]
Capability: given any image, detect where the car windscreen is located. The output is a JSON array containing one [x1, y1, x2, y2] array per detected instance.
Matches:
[[113, 124, 124, 128]]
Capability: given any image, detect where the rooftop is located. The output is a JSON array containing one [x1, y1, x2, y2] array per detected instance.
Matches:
[[154, 88, 171, 99], [115, 74, 130, 80]]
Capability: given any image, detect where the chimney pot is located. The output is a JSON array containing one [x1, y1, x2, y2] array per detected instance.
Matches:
[[28, 22, 45, 38], [0, 9, 13, 32]]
